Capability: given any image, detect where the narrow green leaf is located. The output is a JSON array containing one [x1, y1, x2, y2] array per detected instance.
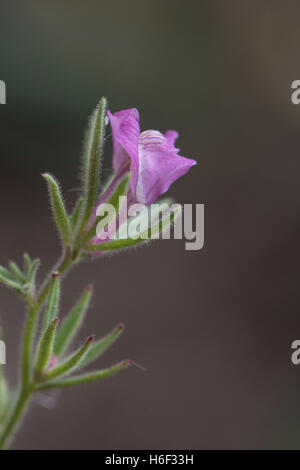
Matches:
[[42, 336, 94, 382], [43, 173, 71, 246], [69, 196, 83, 232], [27, 259, 40, 284], [86, 204, 182, 253], [9, 262, 25, 284], [43, 273, 60, 330], [0, 275, 23, 294], [86, 238, 145, 252], [80, 97, 107, 230], [37, 360, 131, 389], [54, 286, 93, 357], [0, 266, 15, 282], [80, 323, 124, 368], [23, 254, 32, 278], [84, 173, 130, 242], [34, 318, 59, 377]]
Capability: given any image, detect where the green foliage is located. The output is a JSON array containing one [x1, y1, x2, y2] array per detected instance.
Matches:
[[0, 97, 191, 449], [80, 97, 107, 229], [69, 197, 84, 232], [54, 286, 93, 357], [43, 273, 60, 330], [34, 318, 59, 377], [80, 323, 124, 369], [0, 256, 40, 298], [8, 262, 25, 284], [0, 267, 15, 282], [86, 203, 182, 253], [43, 173, 71, 246], [83, 172, 130, 242], [23, 254, 32, 278], [37, 361, 131, 390], [27, 259, 40, 286], [43, 336, 94, 382]]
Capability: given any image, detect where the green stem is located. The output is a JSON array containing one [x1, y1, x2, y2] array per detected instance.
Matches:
[[21, 303, 38, 388], [0, 389, 31, 450], [37, 251, 74, 310], [0, 250, 74, 450]]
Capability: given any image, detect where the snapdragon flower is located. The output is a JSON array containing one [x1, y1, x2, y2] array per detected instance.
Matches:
[[87, 108, 196, 248], [108, 108, 196, 204]]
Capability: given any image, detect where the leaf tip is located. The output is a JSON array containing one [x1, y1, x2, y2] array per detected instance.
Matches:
[[117, 322, 125, 332], [86, 335, 95, 345]]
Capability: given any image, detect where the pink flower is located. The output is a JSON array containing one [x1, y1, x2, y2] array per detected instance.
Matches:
[[108, 108, 196, 204], [87, 107, 196, 248]]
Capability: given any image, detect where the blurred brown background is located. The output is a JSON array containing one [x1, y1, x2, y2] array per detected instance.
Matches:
[[1, 0, 300, 450]]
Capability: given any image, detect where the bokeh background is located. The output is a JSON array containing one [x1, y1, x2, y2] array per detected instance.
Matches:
[[1, 0, 300, 450]]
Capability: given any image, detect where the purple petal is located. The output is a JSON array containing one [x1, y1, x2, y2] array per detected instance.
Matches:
[[165, 130, 179, 147], [135, 130, 197, 204], [108, 109, 140, 179]]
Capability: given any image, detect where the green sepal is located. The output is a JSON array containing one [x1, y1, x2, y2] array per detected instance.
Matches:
[[43, 273, 60, 330], [80, 97, 107, 230], [34, 318, 59, 377], [83, 173, 130, 243], [43, 173, 71, 246], [54, 286, 93, 357], [69, 197, 83, 232], [80, 323, 124, 369], [42, 336, 94, 382], [85, 204, 182, 253], [37, 360, 131, 389]]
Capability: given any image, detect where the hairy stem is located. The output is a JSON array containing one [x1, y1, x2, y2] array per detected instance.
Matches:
[[37, 251, 74, 310], [0, 390, 31, 450], [0, 250, 74, 450], [21, 303, 38, 388]]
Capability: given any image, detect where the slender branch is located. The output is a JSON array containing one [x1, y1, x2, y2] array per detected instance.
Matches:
[[21, 302, 38, 388], [0, 250, 75, 450], [0, 98, 110, 450], [0, 390, 31, 450], [37, 251, 74, 311]]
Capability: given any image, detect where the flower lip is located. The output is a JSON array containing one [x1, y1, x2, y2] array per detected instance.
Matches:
[[108, 108, 197, 205]]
